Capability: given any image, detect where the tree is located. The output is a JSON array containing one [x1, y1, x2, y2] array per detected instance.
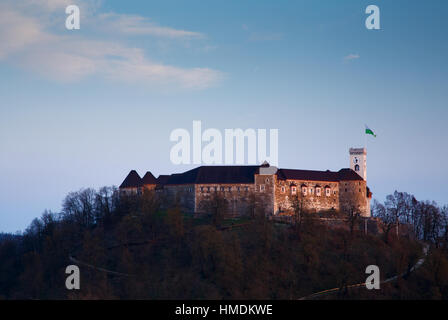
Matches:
[[291, 194, 306, 238], [62, 188, 97, 230], [372, 199, 395, 243], [199, 190, 228, 227], [345, 204, 361, 237]]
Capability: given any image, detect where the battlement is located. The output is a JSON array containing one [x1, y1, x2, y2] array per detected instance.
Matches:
[[349, 148, 367, 155]]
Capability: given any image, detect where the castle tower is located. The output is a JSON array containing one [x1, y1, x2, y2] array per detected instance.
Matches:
[[349, 148, 367, 180]]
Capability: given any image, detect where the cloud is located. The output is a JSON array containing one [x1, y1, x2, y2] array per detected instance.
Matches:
[[344, 53, 360, 61], [97, 13, 204, 39], [0, 9, 53, 58], [240, 24, 282, 42], [0, 1, 221, 90]]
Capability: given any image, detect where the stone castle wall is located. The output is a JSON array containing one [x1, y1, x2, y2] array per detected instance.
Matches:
[[162, 184, 196, 212], [338, 180, 369, 217], [155, 175, 370, 217], [254, 174, 276, 215], [194, 183, 255, 215], [273, 179, 339, 214]]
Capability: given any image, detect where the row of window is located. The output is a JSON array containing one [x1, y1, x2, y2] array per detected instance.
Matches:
[[280, 185, 334, 197], [175, 185, 361, 195], [199, 186, 250, 193]]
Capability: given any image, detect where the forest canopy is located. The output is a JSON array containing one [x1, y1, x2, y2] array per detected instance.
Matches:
[[1, 187, 448, 300]]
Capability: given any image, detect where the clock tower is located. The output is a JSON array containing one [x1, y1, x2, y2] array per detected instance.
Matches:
[[349, 147, 367, 180]]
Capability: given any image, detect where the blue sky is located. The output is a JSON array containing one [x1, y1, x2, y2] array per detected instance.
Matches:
[[1, 0, 447, 232]]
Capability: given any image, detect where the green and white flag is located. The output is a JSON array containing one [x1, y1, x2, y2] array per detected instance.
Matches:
[[365, 125, 376, 137]]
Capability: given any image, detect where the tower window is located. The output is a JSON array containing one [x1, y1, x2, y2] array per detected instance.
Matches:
[[355, 164, 360, 171], [302, 187, 307, 195]]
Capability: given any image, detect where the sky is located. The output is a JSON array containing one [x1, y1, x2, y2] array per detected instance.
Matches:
[[1, 0, 447, 233]]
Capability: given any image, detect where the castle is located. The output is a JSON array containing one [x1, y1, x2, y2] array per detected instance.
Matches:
[[119, 148, 373, 217]]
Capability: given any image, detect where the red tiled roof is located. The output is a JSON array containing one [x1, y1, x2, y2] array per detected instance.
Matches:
[[142, 171, 157, 185], [164, 165, 260, 185], [155, 175, 170, 188], [119, 170, 142, 188], [337, 168, 364, 181], [277, 168, 363, 182], [121, 166, 364, 189]]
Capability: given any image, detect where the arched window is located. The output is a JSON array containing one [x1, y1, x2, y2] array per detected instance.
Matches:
[[300, 184, 307, 196], [355, 164, 360, 171], [302, 187, 307, 195]]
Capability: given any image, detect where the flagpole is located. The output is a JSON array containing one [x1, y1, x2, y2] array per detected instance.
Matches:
[[364, 126, 367, 149]]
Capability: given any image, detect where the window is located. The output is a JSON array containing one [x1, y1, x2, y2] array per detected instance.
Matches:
[[281, 186, 286, 193], [228, 187, 232, 192], [302, 187, 307, 195], [355, 164, 360, 171], [291, 186, 297, 195], [244, 186, 249, 192], [325, 188, 331, 196], [220, 187, 225, 191], [200, 187, 204, 192], [316, 188, 321, 196], [207, 187, 210, 192], [260, 185, 265, 192], [309, 188, 314, 195], [237, 186, 241, 192], [265, 178, 270, 183]]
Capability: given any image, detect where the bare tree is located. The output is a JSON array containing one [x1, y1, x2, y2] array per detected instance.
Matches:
[[199, 190, 228, 227], [372, 199, 395, 243], [291, 194, 306, 236], [345, 204, 361, 237]]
